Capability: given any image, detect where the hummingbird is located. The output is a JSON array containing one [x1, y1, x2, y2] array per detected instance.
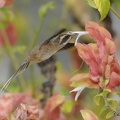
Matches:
[[0, 28, 88, 94], [0, 28, 74, 93]]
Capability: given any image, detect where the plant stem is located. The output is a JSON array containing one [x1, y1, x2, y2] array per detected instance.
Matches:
[[30, 66, 36, 97], [110, 6, 120, 19], [29, 21, 43, 50], [1, 29, 26, 91]]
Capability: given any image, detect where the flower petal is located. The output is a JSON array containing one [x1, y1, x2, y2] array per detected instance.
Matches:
[[70, 86, 85, 101], [0, 0, 6, 8], [76, 43, 101, 82], [105, 38, 116, 55], [107, 72, 120, 89], [44, 93, 65, 120], [45, 93, 65, 112], [86, 22, 115, 60], [86, 21, 113, 42], [71, 73, 94, 87]]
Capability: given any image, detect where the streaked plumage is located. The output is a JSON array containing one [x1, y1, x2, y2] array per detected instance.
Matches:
[[0, 29, 73, 93]]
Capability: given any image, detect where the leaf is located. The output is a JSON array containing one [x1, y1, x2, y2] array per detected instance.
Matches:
[[39, 1, 56, 20], [99, 78, 110, 89], [99, 77, 104, 89], [113, 0, 120, 8], [105, 78, 109, 86], [87, 0, 97, 9], [80, 109, 99, 120], [61, 100, 74, 113], [99, 106, 109, 116], [94, 0, 110, 21], [106, 111, 114, 119], [94, 95, 102, 106], [94, 89, 111, 105], [106, 98, 118, 110], [101, 89, 111, 97]]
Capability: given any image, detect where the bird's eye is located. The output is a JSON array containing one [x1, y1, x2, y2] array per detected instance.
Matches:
[[59, 34, 71, 44]]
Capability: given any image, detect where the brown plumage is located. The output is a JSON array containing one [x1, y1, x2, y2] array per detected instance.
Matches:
[[0, 29, 73, 93]]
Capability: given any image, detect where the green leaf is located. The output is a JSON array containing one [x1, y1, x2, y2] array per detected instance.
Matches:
[[60, 87, 69, 96], [94, 95, 102, 105], [106, 111, 114, 119], [99, 106, 109, 116], [39, 1, 56, 20], [61, 100, 74, 113], [101, 89, 111, 97], [105, 78, 109, 86], [94, 0, 110, 21], [94, 89, 111, 105], [114, 0, 120, 8], [106, 98, 118, 110], [87, 0, 97, 9], [99, 77, 104, 88]]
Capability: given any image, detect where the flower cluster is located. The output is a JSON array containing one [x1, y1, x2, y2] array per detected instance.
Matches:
[[71, 21, 120, 100], [0, 93, 65, 120]]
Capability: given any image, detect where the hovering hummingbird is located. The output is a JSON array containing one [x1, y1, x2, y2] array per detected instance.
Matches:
[[0, 28, 88, 94], [0, 29, 72, 93]]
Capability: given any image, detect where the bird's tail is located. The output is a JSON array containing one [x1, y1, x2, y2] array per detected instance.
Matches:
[[0, 60, 30, 95]]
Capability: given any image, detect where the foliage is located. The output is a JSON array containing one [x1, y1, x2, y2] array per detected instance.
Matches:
[[71, 21, 120, 119], [87, 0, 120, 20], [80, 109, 99, 120]]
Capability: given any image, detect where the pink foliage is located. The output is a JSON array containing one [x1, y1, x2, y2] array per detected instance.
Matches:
[[0, 93, 40, 118], [0, 0, 14, 8], [0, 93, 65, 120]]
